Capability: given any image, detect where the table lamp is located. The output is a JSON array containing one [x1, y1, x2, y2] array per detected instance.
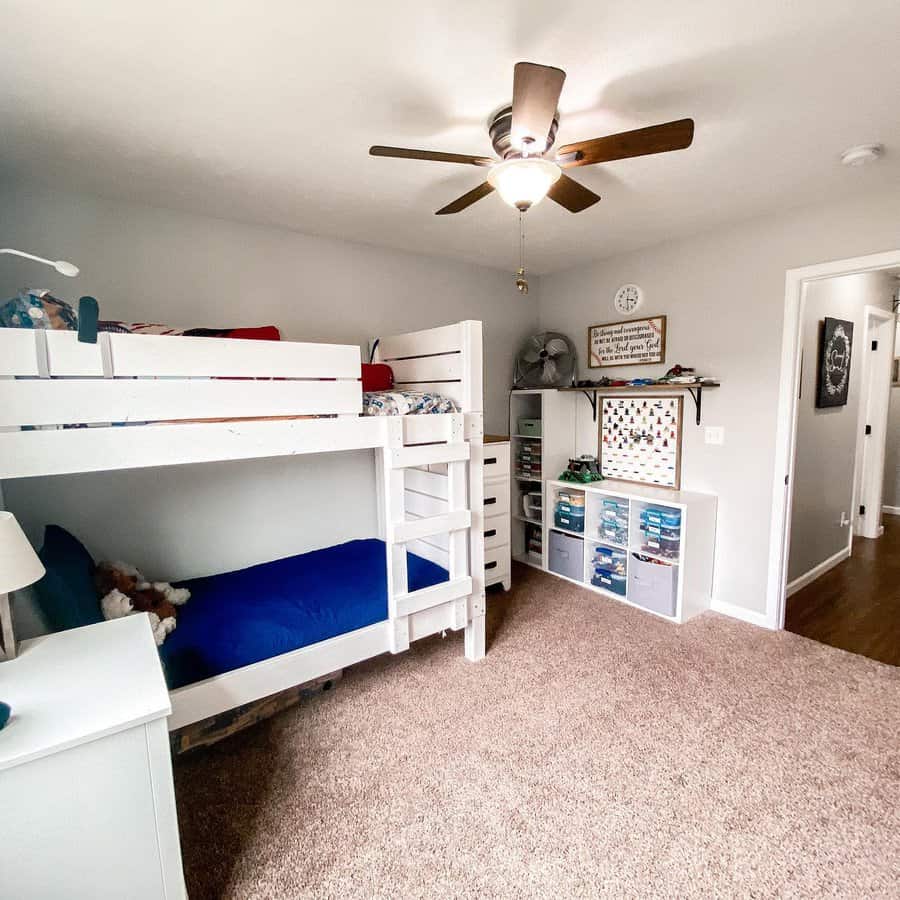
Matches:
[[0, 511, 45, 662]]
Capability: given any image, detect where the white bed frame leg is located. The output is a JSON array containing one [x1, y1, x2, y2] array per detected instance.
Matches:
[[464, 612, 485, 661], [381, 418, 410, 654]]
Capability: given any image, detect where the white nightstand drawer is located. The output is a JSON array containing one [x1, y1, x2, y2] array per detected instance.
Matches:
[[484, 514, 510, 549], [483, 443, 510, 479]]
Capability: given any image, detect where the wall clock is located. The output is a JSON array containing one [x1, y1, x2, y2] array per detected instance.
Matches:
[[614, 283, 643, 315]]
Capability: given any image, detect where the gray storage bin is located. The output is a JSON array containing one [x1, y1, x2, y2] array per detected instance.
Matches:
[[627, 553, 677, 617], [548, 529, 584, 582]]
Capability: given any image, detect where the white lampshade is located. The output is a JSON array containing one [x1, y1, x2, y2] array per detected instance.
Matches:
[[0, 512, 45, 594], [487, 158, 561, 211]]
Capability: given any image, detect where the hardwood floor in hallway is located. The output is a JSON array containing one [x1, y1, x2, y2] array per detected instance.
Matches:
[[786, 515, 900, 666]]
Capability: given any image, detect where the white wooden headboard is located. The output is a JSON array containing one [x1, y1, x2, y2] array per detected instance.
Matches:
[[374, 320, 483, 413]]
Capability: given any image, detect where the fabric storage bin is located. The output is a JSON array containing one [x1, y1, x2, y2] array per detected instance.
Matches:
[[628, 553, 677, 616], [592, 567, 627, 596], [549, 530, 583, 581], [518, 418, 542, 437], [554, 509, 585, 532]]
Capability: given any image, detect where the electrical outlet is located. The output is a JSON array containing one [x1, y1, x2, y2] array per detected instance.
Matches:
[[705, 426, 725, 445]]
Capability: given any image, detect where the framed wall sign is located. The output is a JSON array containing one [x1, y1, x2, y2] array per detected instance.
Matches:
[[599, 395, 683, 489], [588, 315, 666, 368], [816, 317, 853, 408]]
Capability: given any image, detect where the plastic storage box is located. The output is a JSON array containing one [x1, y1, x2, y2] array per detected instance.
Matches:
[[641, 506, 681, 529], [593, 545, 627, 574], [555, 491, 585, 532], [518, 418, 542, 437], [549, 529, 583, 581], [555, 509, 585, 532], [628, 553, 677, 616], [523, 492, 543, 520], [592, 567, 627, 596], [600, 521, 628, 546]]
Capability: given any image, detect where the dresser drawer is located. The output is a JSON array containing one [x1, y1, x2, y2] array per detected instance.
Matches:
[[483, 443, 510, 480], [484, 543, 511, 582], [483, 479, 510, 517], [483, 514, 510, 550]]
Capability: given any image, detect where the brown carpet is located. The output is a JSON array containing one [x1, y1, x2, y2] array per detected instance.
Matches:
[[174, 563, 900, 899]]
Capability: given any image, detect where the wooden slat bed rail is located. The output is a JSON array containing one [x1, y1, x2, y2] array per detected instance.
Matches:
[[0, 330, 361, 379], [0, 380, 361, 427]]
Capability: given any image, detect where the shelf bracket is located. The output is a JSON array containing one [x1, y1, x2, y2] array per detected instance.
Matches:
[[686, 386, 703, 426], [580, 389, 598, 422]]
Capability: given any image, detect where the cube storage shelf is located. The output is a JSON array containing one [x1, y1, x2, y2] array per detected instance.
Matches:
[[508, 389, 578, 571], [544, 479, 717, 624]]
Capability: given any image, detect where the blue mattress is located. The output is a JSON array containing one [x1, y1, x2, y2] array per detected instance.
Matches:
[[159, 538, 447, 690]]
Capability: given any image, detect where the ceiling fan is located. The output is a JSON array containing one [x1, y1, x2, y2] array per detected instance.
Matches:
[[370, 62, 694, 215]]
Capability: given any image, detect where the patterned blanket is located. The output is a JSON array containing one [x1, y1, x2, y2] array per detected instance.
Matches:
[[362, 390, 459, 416]]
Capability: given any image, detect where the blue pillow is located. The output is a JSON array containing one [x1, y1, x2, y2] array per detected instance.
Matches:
[[33, 525, 103, 631]]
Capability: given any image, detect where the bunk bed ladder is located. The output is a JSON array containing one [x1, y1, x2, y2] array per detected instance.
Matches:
[[381, 415, 473, 654]]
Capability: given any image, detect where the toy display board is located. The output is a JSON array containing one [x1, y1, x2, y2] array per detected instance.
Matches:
[[599, 395, 682, 489]]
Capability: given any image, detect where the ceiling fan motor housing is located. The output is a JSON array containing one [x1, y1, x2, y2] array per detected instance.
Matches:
[[489, 104, 559, 159]]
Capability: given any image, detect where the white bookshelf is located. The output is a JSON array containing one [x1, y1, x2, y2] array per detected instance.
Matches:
[[544, 479, 717, 624], [509, 389, 577, 570]]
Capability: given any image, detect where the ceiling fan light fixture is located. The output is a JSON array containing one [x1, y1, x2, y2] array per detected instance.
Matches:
[[487, 157, 561, 211]]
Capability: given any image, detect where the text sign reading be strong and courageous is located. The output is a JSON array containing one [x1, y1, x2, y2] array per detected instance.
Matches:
[[588, 315, 667, 368]]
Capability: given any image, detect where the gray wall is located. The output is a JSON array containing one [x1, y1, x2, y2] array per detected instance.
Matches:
[[788, 272, 894, 582], [0, 180, 538, 596], [538, 186, 900, 618]]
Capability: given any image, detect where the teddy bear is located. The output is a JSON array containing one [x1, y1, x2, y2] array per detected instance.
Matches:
[[94, 561, 190, 646]]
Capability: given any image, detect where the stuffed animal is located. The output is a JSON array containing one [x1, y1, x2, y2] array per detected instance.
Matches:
[[94, 561, 190, 646]]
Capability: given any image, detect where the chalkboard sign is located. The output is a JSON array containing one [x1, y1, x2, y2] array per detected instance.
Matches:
[[588, 316, 667, 368], [815, 317, 853, 408]]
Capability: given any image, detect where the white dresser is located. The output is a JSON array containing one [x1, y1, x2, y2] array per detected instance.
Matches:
[[483, 436, 512, 590], [0, 615, 186, 899]]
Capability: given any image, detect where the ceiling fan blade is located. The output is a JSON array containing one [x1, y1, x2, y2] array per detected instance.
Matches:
[[435, 181, 495, 215], [556, 119, 695, 167], [510, 62, 566, 152], [369, 146, 494, 167], [547, 174, 601, 213]]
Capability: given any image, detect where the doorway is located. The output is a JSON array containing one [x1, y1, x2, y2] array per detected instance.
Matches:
[[768, 251, 900, 656]]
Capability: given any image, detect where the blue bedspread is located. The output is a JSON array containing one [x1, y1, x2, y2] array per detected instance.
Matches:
[[159, 538, 447, 690]]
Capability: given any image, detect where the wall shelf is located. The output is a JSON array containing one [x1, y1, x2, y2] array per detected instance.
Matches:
[[559, 382, 720, 426]]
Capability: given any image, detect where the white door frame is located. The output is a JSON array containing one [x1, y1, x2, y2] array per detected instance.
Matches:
[[853, 307, 895, 540], [767, 249, 900, 631]]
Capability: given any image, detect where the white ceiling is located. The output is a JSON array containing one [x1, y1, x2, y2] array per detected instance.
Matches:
[[2, 1, 899, 274]]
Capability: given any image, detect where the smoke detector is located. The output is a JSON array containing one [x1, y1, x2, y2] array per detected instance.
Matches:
[[840, 144, 883, 167]]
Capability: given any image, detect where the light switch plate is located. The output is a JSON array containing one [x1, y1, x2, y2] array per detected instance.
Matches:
[[705, 426, 725, 445]]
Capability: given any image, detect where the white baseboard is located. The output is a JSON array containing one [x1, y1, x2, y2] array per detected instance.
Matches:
[[786, 547, 850, 597], [883, 505, 900, 516], [709, 598, 774, 630]]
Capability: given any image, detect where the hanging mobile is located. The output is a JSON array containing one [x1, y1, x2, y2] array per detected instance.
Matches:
[[515, 211, 528, 294]]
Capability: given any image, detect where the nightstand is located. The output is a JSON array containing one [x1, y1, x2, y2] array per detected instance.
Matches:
[[0, 615, 186, 899]]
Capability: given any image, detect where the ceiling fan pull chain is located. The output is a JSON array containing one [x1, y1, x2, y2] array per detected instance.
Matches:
[[515, 211, 529, 294]]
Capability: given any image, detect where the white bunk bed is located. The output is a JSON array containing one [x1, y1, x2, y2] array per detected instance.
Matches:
[[0, 320, 486, 730]]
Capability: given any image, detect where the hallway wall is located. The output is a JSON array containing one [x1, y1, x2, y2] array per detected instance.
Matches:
[[788, 272, 895, 583]]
